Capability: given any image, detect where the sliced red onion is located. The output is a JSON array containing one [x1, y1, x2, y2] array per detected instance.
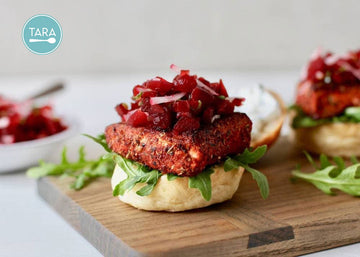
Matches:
[[315, 71, 324, 80], [123, 109, 138, 121], [0, 117, 10, 129], [15, 100, 33, 119], [211, 114, 220, 123], [225, 97, 245, 106], [324, 54, 339, 65], [310, 47, 323, 60], [149, 92, 186, 105], [338, 61, 360, 80], [170, 64, 181, 74], [1, 135, 14, 144], [138, 87, 155, 93], [196, 79, 219, 96]]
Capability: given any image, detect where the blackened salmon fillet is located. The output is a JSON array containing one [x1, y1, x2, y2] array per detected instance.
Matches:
[[296, 81, 360, 119], [105, 113, 252, 177]]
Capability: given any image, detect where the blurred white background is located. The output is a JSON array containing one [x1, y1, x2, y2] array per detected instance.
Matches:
[[0, 0, 359, 75]]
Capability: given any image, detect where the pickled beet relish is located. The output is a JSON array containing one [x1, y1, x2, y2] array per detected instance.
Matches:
[[303, 48, 360, 87], [0, 96, 67, 144], [115, 65, 245, 133]]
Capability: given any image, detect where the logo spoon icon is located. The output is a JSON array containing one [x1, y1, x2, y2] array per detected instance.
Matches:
[[29, 37, 56, 44]]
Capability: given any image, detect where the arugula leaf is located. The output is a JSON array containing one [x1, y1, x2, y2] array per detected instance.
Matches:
[[167, 173, 179, 181], [83, 133, 111, 152], [234, 146, 267, 164], [188, 168, 214, 201], [292, 153, 360, 196], [319, 154, 331, 169], [241, 164, 269, 199], [224, 145, 269, 199], [291, 105, 360, 129], [345, 107, 360, 121], [27, 145, 114, 190], [110, 153, 162, 197], [223, 158, 239, 172]]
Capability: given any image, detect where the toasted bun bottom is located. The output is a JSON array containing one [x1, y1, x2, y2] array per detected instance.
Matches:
[[111, 165, 244, 212], [293, 122, 360, 157]]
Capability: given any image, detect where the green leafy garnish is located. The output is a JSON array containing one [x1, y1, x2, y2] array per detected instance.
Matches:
[[224, 145, 269, 199], [111, 145, 268, 201], [83, 133, 111, 152], [167, 173, 179, 181], [26, 145, 114, 190], [27, 133, 269, 201], [189, 168, 214, 201], [290, 105, 360, 129], [345, 107, 360, 121], [292, 152, 360, 196], [109, 153, 162, 197]]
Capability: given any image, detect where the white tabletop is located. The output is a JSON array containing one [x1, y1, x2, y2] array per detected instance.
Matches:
[[0, 71, 358, 257]]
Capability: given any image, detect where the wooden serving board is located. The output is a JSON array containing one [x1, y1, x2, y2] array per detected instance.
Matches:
[[37, 137, 360, 257]]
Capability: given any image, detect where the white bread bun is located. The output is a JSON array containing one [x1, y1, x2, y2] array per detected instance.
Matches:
[[294, 122, 360, 157], [111, 164, 244, 212]]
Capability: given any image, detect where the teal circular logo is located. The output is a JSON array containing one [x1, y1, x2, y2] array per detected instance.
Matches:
[[22, 14, 62, 55]]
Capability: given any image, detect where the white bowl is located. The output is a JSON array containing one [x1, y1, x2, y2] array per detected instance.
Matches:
[[0, 117, 80, 173]]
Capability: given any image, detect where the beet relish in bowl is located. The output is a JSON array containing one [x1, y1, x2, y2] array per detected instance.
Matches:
[[0, 95, 67, 144], [0, 95, 78, 173], [115, 64, 245, 133]]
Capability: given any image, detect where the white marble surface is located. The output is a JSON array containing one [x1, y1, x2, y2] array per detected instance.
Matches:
[[0, 71, 359, 257]]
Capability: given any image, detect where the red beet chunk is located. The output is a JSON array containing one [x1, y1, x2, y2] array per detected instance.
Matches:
[[217, 100, 234, 115], [218, 79, 229, 97], [147, 105, 172, 130], [202, 107, 214, 124], [173, 116, 200, 134], [198, 77, 211, 86], [173, 100, 191, 112], [306, 54, 328, 82], [173, 73, 197, 93], [144, 77, 173, 94], [115, 103, 129, 120], [189, 99, 202, 114], [230, 97, 245, 106], [127, 109, 149, 127], [133, 85, 143, 96], [190, 87, 214, 107]]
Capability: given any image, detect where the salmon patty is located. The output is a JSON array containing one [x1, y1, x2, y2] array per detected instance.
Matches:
[[105, 113, 252, 177]]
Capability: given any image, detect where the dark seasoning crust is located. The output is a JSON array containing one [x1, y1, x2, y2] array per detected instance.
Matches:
[[105, 113, 252, 177]]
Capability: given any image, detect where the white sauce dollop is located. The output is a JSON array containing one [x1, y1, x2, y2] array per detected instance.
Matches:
[[235, 85, 281, 141]]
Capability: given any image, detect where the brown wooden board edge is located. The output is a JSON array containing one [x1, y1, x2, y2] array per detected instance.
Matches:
[[37, 177, 144, 257]]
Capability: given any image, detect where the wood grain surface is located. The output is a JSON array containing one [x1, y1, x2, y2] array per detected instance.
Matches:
[[37, 137, 360, 256]]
